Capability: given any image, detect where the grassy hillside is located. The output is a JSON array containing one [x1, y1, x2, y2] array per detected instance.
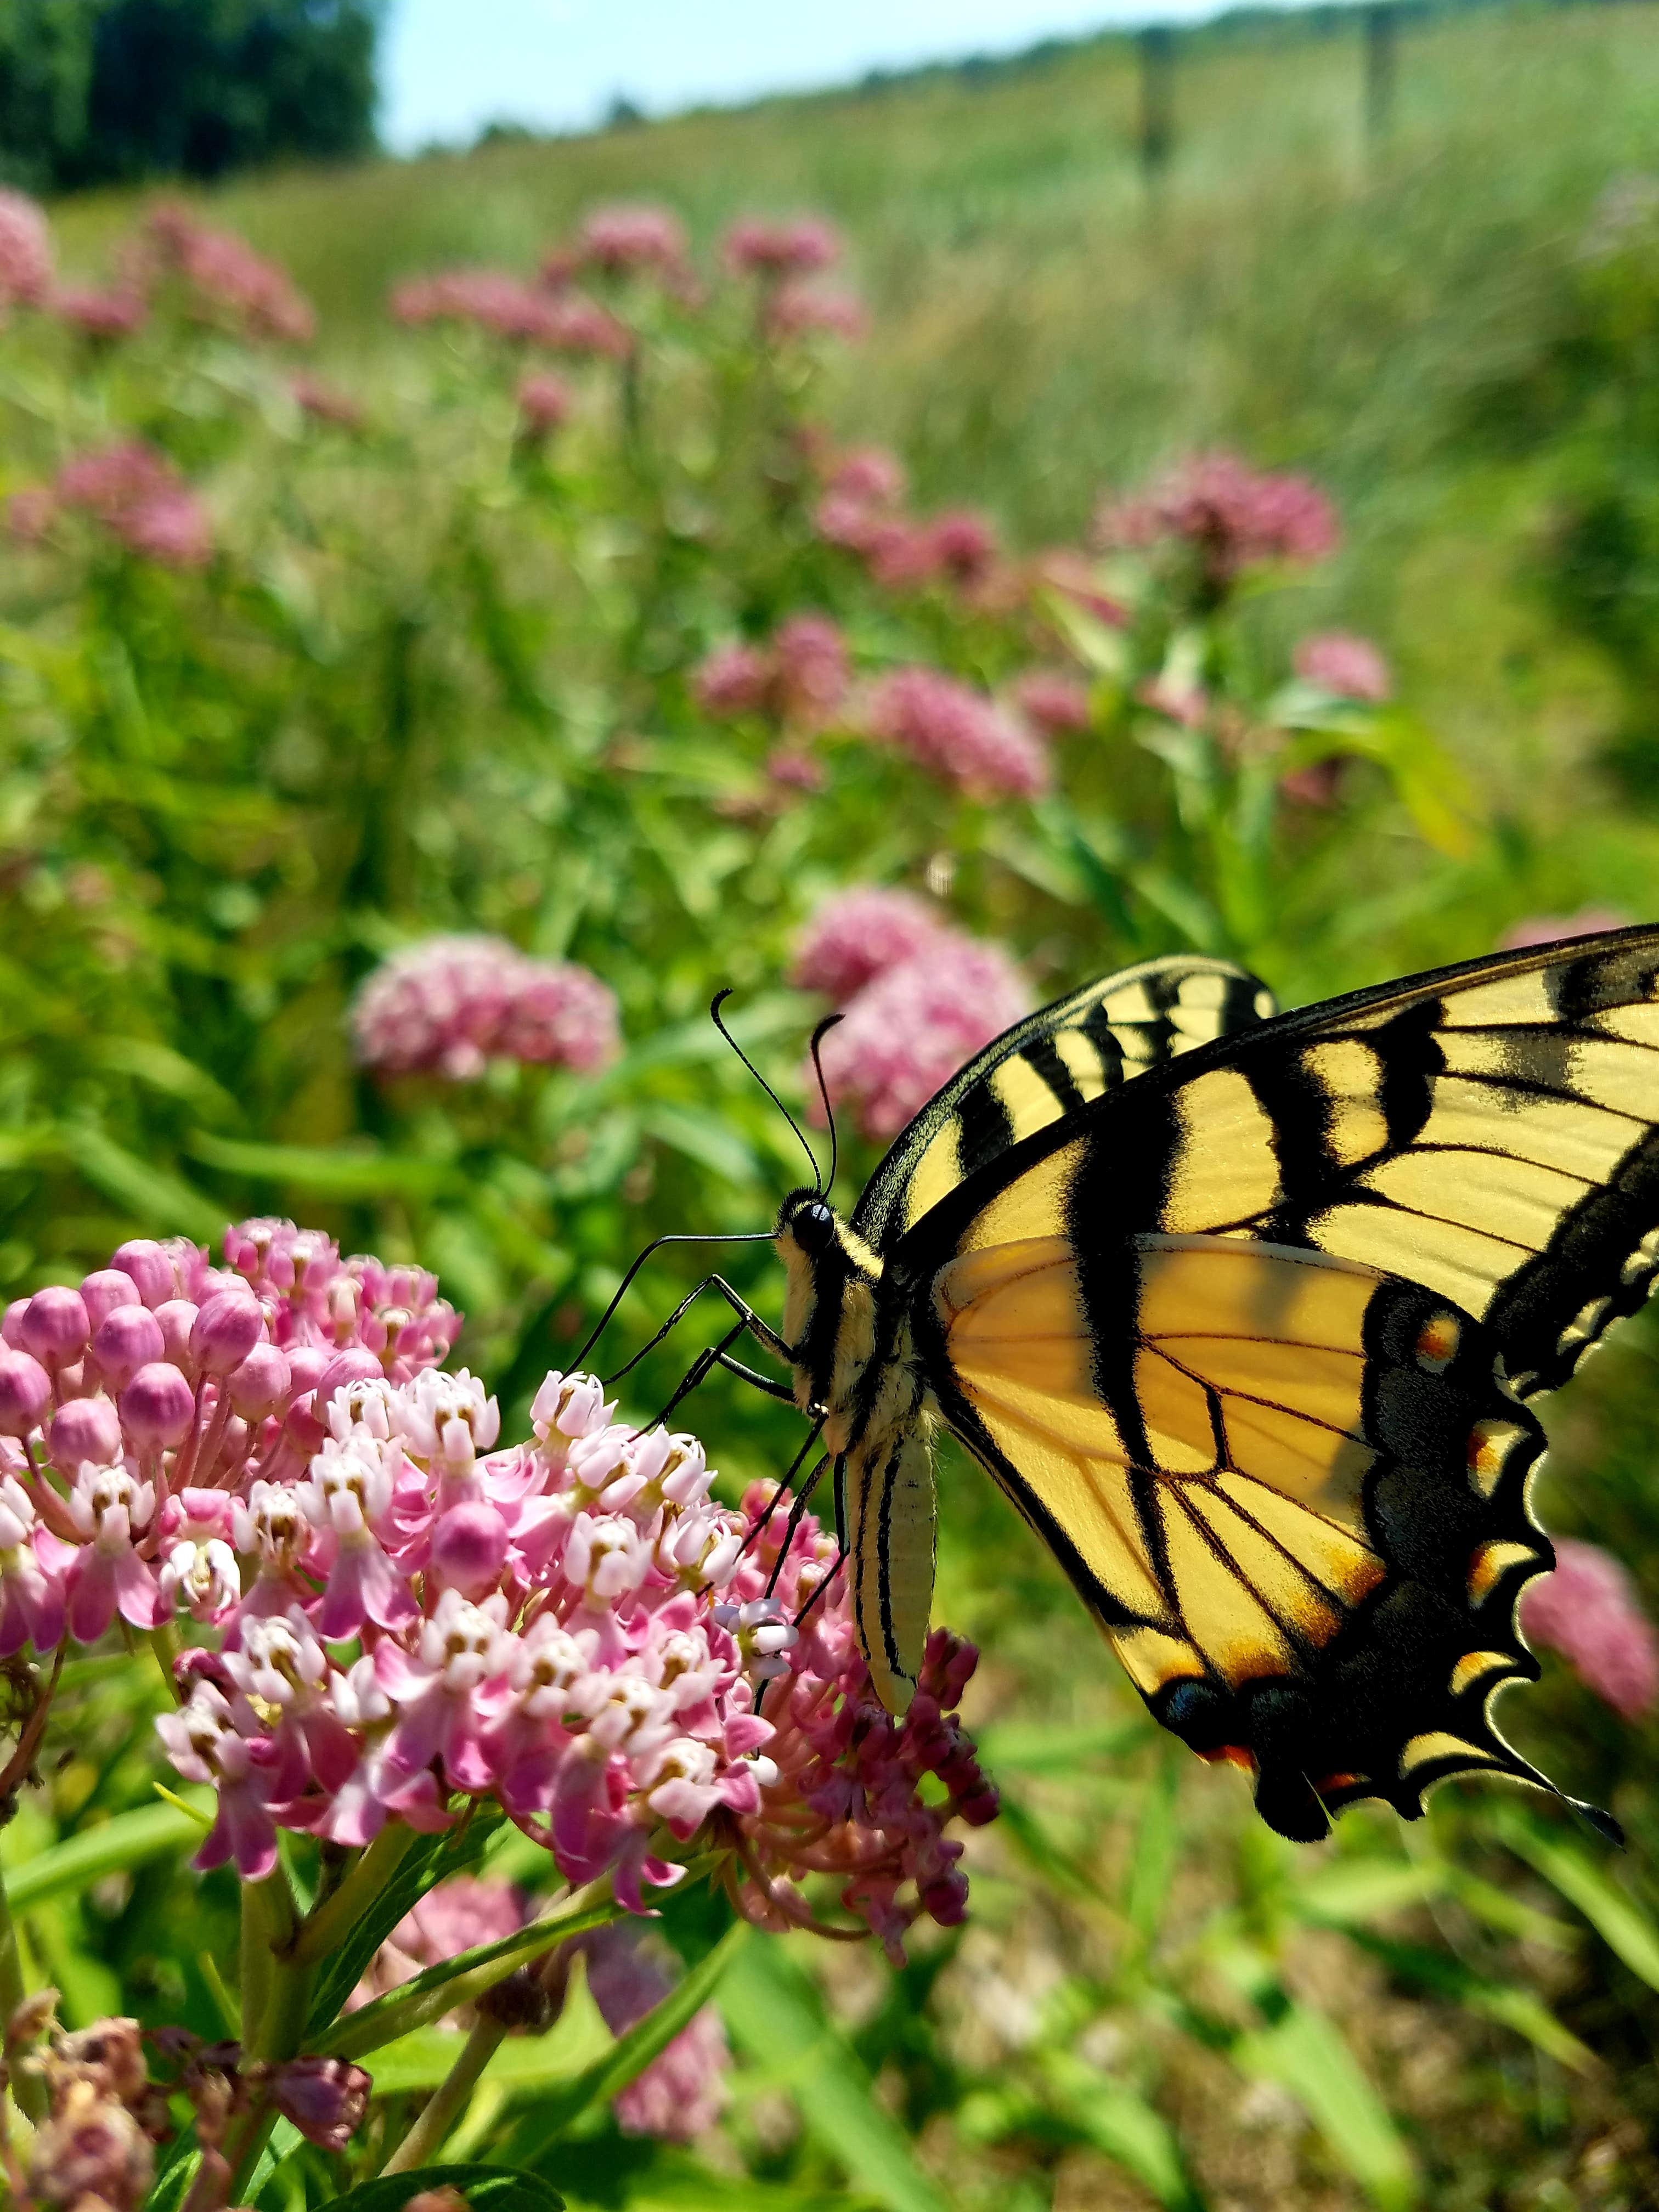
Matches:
[[48, 2, 1659, 868]]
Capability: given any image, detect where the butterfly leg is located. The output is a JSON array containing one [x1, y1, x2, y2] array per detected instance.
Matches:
[[760, 1453, 832, 1598]]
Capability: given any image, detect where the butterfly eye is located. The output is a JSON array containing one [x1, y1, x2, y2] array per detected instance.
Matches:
[[792, 1200, 837, 1255]]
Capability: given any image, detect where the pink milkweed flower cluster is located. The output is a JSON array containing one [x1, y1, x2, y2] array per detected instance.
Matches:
[[1520, 1538, 1659, 1720], [0, 1216, 458, 1664], [517, 371, 575, 437], [1498, 908, 1630, 952], [0, 188, 52, 309], [1097, 450, 1339, 595], [392, 269, 630, 358], [862, 665, 1050, 799], [350, 935, 621, 1082], [794, 888, 1031, 1140], [30, 441, 212, 570], [1293, 631, 1392, 703], [723, 217, 842, 278], [731, 1485, 998, 1957], [143, 205, 314, 344], [765, 285, 866, 345], [1013, 668, 1094, 736], [52, 284, 148, 340], [577, 204, 687, 278], [692, 614, 851, 731], [814, 448, 1002, 597]]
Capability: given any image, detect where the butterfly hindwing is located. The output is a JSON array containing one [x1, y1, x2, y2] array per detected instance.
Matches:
[[851, 953, 1277, 1251], [891, 924, 1659, 1836]]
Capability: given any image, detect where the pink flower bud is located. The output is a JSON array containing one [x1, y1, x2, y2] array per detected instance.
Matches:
[[48, 1396, 123, 1470], [315, 1350, 382, 1405], [286, 1347, 328, 1396], [430, 1502, 509, 1596], [190, 1290, 264, 1376], [110, 1239, 176, 1308], [153, 1300, 198, 1368], [78, 1269, 142, 1329], [269, 2056, 371, 2152], [19, 1286, 89, 1367], [1, 1300, 27, 1348], [0, 1350, 51, 1437], [121, 1362, 196, 1448], [92, 1304, 165, 1390], [228, 1343, 290, 1417]]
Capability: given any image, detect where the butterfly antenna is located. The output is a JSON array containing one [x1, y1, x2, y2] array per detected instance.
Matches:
[[711, 987, 823, 1193], [568, 1227, 774, 1373], [808, 1014, 843, 1199]]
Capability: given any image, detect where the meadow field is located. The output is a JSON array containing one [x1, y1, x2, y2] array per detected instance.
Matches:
[[3, 6, 1659, 2209]]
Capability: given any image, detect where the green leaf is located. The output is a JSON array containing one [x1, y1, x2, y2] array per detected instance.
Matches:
[[640, 1100, 762, 1186], [306, 1818, 505, 2037], [314, 2165, 564, 2212], [1291, 1858, 1447, 1927], [1234, 1999, 1418, 2210], [511, 1920, 749, 2162], [366, 1966, 611, 2094], [1495, 1810, 1659, 1994], [1042, 2051, 1206, 2210], [973, 1717, 1149, 1775], [716, 1937, 950, 2212], [57, 1125, 224, 1239], [1344, 1930, 1595, 2073], [323, 1887, 629, 2060], [6, 1794, 215, 1910], [187, 1131, 457, 1200]]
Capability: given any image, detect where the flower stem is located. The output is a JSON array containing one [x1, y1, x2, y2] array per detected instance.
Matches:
[[292, 1822, 415, 1968], [0, 1857, 43, 2124], [150, 1621, 184, 1704], [380, 2014, 505, 2176], [222, 1866, 309, 2201]]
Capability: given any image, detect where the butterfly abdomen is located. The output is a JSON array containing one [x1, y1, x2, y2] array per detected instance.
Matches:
[[847, 1386, 939, 1714]]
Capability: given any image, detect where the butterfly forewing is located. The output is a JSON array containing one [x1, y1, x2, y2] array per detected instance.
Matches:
[[851, 953, 1277, 1251], [888, 924, 1659, 1838]]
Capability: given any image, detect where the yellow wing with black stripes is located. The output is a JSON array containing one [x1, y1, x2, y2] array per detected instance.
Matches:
[[900, 924, 1659, 1840], [852, 953, 1277, 1250]]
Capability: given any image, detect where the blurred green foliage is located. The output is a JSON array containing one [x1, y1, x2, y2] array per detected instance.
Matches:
[[5, 10, 1659, 2205]]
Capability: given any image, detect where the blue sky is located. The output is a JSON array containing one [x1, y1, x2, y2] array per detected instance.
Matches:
[[381, 1, 1240, 153]]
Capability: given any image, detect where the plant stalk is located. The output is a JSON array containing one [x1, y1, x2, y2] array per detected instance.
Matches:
[[0, 1856, 44, 2124], [291, 1821, 416, 1967], [380, 2013, 506, 2175]]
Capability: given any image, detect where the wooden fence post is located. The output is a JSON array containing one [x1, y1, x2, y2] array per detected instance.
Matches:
[[1138, 25, 1176, 188], [1364, 4, 1398, 144]]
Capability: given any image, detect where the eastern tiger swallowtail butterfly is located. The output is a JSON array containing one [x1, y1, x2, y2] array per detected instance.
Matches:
[[613, 928, 1659, 1842]]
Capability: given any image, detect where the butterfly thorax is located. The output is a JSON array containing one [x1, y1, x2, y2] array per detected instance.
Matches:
[[775, 1189, 940, 1711]]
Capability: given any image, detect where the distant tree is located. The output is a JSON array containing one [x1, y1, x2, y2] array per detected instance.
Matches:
[[0, 0, 383, 190]]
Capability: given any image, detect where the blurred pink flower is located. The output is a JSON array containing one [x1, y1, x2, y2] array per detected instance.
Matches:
[[723, 216, 842, 277], [1034, 547, 1130, 629], [1498, 909, 1630, 951], [392, 269, 629, 354], [766, 283, 866, 343], [1520, 1538, 1659, 1720], [541, 294, 632, 358], [290, 372, 364, 430], [517, 371, 574, 436], [145, 206, 313, 342], [1013, 669, 1093, 735], [765, 746, 827, 793], [1098, 451, 1339, 590], [54, 442, 211, 569], [0, 188, 52, 307], [825, 447, 906, 507], [352, 934, 620, 1081], [864, 665, 1050, 798], [1293, 631, 1392, 703], [693, 617, 849, 729], [791, 885, 949, 1003], [815, 935, 1030, 1138], [926, 509, 998, 588], [52, 285, 146, 339], [578, 203, 686, 275], [1137, 674, 1209, 729]]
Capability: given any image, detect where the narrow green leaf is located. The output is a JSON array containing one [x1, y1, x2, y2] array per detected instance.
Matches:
[[306, 1818, 505, 2036], [365, 1970, 611, 2094], [58, 1126, 223, 1240], [7, 1795, 214, 1910], [187, 1131, 456, 1200], [1043, 2052, 1205, 2210], [317, 2164, 564, 2212], [1344, 1930, 1595, 2073], [716, 1937, 950, 2212], [1234, 2001, 1418, 2211], [324, 1889, 628, 2059], [1293, 1858, 1446, 1927], [1496, 1812, 1659, 1994], [640, 1101, 762, 1186]]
